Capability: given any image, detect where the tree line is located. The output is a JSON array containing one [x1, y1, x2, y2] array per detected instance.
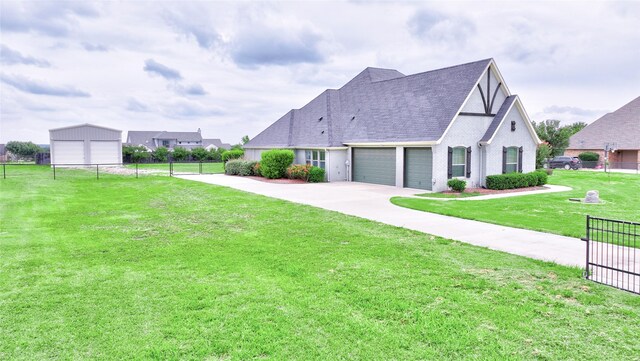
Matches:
[[533, 120, 587, 168]]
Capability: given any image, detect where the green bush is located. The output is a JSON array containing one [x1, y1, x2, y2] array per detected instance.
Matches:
[[152, 147, 169, 162], [533, 170, 548, 186], [208, 148, 223, 162], [222, 149, 244, 162], [172, 147, 190, 161], [252, 162, 261, 177], [260, 149, 295, 179], [308, 166, 325, 183], [578, 152, 599, 162], [191, 147, 209, 161], [486, 171, 547, 190], [225, 159, 257, 176], [447, 179, 466, 192], [536, 143, 552, 169], [286, 164, 312, 180]]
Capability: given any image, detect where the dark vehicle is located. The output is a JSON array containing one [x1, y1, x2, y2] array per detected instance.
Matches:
[[548, 156, 582, 170]]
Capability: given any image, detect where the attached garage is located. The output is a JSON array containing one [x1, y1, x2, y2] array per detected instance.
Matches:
[[352, 148, 396, 186], [404, 148, 432, 190], [50, 124, 122, 166]]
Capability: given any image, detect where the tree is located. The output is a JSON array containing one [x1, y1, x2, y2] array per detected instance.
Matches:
[[532, 120, 586, 157], [172, 146, 190, 161], [207, 148, 223, 161], [536, 143, 552, 169], [191, 147, 209, 161], [152, 146, 169, 162], [122, 145, 149, 163], [565, 122, 587, 136], [241, 135, 250, 145], [6, 141, 42, 160]]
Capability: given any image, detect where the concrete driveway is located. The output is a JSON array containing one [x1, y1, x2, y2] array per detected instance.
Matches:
[[178, 174, 585, 267]]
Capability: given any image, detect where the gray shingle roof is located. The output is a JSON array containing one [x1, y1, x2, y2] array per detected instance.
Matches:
[[480, 95, 517, 143], [568, 96, 640, 150], [246, 59, 492, 148], [202, 138, 231, 149], [127, 130, 204, 150]]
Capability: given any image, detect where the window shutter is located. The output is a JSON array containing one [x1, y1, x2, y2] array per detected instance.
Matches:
[[447, 147, 453, 179], [466, 147, 472, 178], [518, 146, 523, 173], [502, 146, 507, 174]]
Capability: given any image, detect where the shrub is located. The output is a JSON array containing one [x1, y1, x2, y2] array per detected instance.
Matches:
[[225, 159, 257, 176], [172, 147, 190, 161], [447, 179, 466, 192], [222, 149, 244, 162], [260, 149, 295, 179], [252, 162, 261, 177], [152, 146, 169, 162], [286, 164, 312, 180], [486, 171, 548, 190], [308, 166, 325, 183], [578, 152, 599, 162], [533, 170, 548, 186], [191, 147, 209, 161]]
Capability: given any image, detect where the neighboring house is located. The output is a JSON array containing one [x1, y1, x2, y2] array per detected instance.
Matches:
[[565, 96, 640, 169], [126, 129, 230, 151], [50, 123, 122, 165], [0, 144, 6, 162], [245, 59, 541, 192]]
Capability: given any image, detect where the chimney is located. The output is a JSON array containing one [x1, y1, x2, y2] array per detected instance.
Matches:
[[197, 128, 201, 133]]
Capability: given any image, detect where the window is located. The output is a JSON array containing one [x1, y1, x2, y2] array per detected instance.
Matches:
[[506, 147, 519, 173], [162, 140, 170, 147], [452, 147, 466, 177], [305, 150, 326, 169]]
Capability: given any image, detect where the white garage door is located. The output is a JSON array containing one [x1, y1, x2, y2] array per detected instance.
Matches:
[[52, 141, 85, 165], [90, 141, 120, 165]]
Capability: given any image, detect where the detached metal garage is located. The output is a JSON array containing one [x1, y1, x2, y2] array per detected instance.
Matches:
[[49, 124, 122, 166]]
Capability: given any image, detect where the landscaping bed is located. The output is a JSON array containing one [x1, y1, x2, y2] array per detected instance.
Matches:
[[245, 175, 307, 184]]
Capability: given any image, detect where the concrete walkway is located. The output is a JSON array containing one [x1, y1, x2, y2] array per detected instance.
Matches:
[[178, 174, 588, 267]]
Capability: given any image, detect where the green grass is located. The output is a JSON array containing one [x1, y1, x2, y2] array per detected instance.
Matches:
[[1, 166, 639, 360], [124, 162, 224, 174], [393, 171, 640, 239], [416, 191, 482, 198]]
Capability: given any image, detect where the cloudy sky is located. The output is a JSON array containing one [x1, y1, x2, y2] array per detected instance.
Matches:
[[1, 0, 639, 145]]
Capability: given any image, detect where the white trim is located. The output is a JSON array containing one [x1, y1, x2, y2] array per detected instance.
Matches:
[[244, 146, 348, 150], [49, 123, 122, 133], [480, 96, 518, 145]]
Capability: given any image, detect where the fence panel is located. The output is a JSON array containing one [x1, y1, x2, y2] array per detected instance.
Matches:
[[584, 215, 640, 294]]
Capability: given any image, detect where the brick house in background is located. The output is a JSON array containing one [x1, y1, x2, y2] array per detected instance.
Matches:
[[565, 96, 640, 169]]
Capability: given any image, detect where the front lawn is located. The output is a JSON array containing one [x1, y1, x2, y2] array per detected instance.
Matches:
[[1, 167, 639, 359], [393, 170, 640, 238]]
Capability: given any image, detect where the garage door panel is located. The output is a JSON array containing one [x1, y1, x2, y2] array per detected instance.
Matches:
[[404, 148, 432, 190], [53, 141, 85, 165], [90, 141, 120, 164], [353, 148, 396, 186]]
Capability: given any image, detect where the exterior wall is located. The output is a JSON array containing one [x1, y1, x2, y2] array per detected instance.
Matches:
[[484, 106, 537, 179], [433, 114, 494, 192], [244, 148, 266, 161], [49, 125, 122, 165], [327, 149, 348, 181]]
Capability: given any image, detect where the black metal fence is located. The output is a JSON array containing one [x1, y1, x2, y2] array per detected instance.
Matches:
[[0, 161, 224, 180], [583, 215, 640, 294]]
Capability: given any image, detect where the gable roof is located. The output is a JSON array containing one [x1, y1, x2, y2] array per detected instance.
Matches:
[[246, 59, 493, 148], [568, 96, 640, 150], [49, 123, 122, 132], [203, 138, 231, 149], [480, 95, 517, 143]]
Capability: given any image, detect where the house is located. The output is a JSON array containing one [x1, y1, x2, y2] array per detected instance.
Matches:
[[0, 144, 6, 162], [565, 96, 640, 169], [244, 59, 541, 192], [126, 129, 231, 151], [50, 123, 122, 165]]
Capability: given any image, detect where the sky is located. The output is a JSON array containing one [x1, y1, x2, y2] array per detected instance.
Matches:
[[1, 0, 639, 145]]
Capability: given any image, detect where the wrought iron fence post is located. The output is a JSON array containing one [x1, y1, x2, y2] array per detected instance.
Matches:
[[136, 163, 139, 179], [584, 215, 590, 279], [53, 164, 56, 180], [199, 161, 202, 174], [96, 164, 99, 180], [2, 163, 5, 179], [170, 161, 173, 177]]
